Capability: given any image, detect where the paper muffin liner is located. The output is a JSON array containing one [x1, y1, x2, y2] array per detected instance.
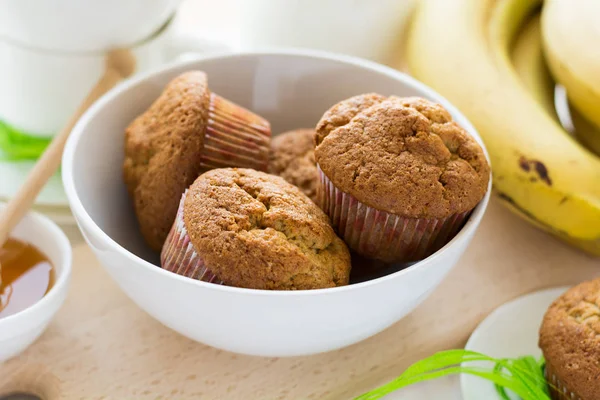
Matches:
[[199, 92, 271, 173], [317, 166, 471, 263], [545, 363, 582, 400], [160, 191, 223, 284]]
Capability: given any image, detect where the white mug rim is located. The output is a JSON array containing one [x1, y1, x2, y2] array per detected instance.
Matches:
[[0, 12, 176, 57]]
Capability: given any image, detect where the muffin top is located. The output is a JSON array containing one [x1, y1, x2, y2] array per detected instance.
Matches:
[[183, 168, 351, 290], [123, 71, 210, 251], [315, 94, 490, 219], [269, 128, 318, 203], [539, 278, 600, 400]]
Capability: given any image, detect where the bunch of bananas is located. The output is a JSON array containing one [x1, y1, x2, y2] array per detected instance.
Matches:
[[407, 0, 600, 255]]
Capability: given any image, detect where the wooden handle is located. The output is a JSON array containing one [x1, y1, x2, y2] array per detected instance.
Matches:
[[0, 50, 135, 247]]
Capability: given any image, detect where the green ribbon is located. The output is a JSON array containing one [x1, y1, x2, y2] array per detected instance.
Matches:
[[0, 119, 52, 161]]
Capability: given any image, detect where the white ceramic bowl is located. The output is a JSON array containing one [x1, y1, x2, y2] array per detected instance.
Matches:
[[62, 50, 491, 357], [0, 205, 72, 362]]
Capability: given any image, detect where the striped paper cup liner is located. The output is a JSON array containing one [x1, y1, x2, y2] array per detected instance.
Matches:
[[160, 191, 223, 284], [317, 166, 471, 263], [199, 92, 271, 173], [545, 363, 582, 400]]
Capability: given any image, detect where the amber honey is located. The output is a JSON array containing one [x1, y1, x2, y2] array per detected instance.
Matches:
[[0, 238, 54, 318]]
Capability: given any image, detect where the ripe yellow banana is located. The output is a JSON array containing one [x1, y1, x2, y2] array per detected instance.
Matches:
[[510, 13, 557, 120], [508, 8, 600, 161], [507, 7, 600, 254], [407, 0, 600, 254], [541, 0, 600, 131]]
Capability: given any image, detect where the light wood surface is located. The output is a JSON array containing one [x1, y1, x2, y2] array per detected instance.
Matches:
[[0, 50, 135, 249], [0, 197, 597, 399], [1, 2, 593, 399]]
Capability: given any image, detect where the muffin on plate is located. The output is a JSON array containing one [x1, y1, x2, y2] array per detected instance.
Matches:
[[315, 94, 489, 263], [123, 71, 271, 251], [160, 168, 351, 290], [539, 278, 600, 400], [269, 128, 318, 203]]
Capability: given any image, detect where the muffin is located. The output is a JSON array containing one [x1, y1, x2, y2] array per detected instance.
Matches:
[[539, 278, 600, 400], [315, 94, 489, 263], [160, 168, 351, 290], [269, 128, 318, 203], [123, 71, 271, 251]]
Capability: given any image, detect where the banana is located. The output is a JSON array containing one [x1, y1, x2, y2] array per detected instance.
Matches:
[[571, 104, 600, 158], [507, 7, 600, 253], [407, 0, 600, 254], [508, 9, 600, 161], [510, 13, 557, 120], [541, 0, 600, 131]]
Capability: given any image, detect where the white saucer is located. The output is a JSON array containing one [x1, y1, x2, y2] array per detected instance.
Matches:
[[460, 287, 569, 400], [0, 159, 68, 206]]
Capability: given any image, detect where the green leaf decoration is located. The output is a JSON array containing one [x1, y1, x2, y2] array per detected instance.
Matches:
[[355, 350, 550, 400], [0, 119, 51, 161]]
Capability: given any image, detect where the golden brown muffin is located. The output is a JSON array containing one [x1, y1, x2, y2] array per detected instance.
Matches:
[[165, 168, 351, 290], [539, 278, 600, 400], [269, 129, 318, 203], [124, 71, 271, 251], [124, 72, 210, 251], [314, 94, 489, 263], [315, 94, 490, 219]]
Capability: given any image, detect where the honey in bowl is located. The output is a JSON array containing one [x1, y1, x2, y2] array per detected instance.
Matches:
[[0, 238, 54, 319]]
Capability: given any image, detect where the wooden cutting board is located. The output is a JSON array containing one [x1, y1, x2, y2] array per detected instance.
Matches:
[[0, 197, 598, 400]]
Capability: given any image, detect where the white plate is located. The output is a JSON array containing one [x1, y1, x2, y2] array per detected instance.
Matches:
[[0, 159, 68, 206], [460, 287, 569, 400]]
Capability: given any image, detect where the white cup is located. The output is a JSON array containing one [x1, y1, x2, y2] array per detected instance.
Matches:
[[0, 16, 224, 138], [237, 0, 417, 65], [0, 0, 182, 53]]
